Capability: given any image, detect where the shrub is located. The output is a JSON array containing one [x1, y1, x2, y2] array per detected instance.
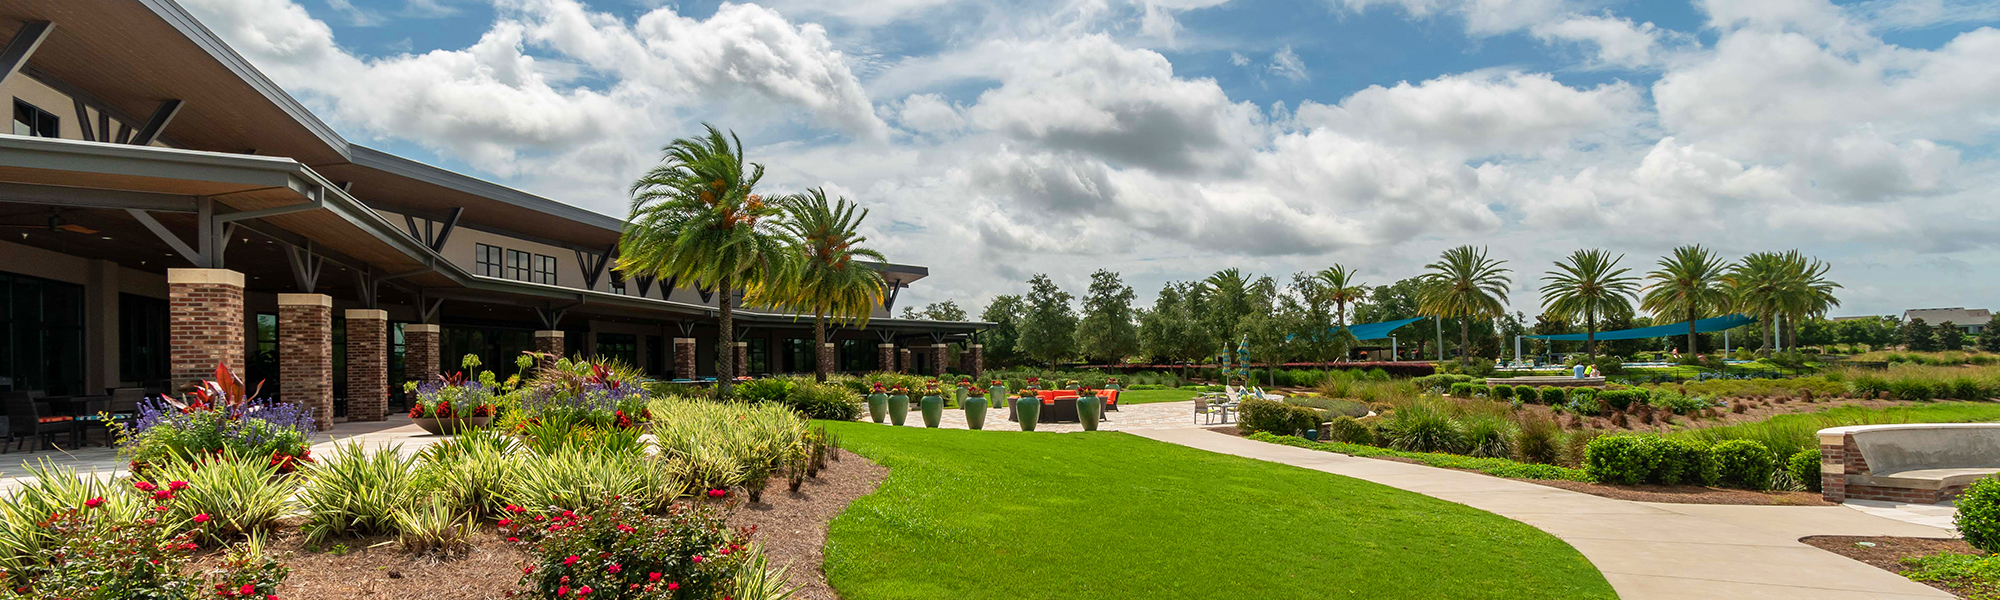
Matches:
[[1380, 401, 1465, 454], [1787, 449, 1822, 493], [1248, 432, 1589, 481], [1957, 476, 2000, 553], [1472, 384, 1494, 398], [504, 500, 749, 599], [1512, 415, 1563, 465], [1597, 389, 1643, 411], [1513, 385, 1536, 402], [781, 382, 864, 421], [1710, 440, 1777, 490], [506, 446, 690, 514], [1585, 435, 1715, 486], [1449, 382, 1474, 398], [1326, 416, 1374, 445], [15, 507, 287, 598], [1491, 385, 1515, 400], [116, 397, 315, 474], [733, 377, 795, 403], [1538, 386, 1567, 405], [1237, 398, 1323, 436]]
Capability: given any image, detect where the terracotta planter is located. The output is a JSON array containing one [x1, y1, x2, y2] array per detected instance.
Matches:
[[963, 397, 989, 430], [920, 395, 944, 428], [414, 415, 491, 435], [1015, 397, 1040, 431], [1077, 396, 1103, 431], [889, 394, 910, 426], [867, 393, 888, 423]]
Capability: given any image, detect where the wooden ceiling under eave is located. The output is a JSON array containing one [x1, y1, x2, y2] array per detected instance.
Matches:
[[211, 186, 457, 288]]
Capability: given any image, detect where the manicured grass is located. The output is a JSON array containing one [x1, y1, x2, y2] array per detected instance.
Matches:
[[1111, 388, 1197, 405], [821, 422, 1615, 600]]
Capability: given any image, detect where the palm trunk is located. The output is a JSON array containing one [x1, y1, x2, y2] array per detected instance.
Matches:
[[1687, 306, 1698, 356], [813, 312, 828, 383], [717, 273, 735, 399], [1586, 314, 1598, 357], [1460, 316, 1472, 360]]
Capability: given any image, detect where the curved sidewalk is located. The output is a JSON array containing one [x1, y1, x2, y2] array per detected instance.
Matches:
[[1132, 428, 1956, 600]]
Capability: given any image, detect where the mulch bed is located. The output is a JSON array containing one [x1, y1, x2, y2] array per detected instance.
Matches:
[[251, 452, 887, 599], [1801, 535, 1988, 598], [1525, 478, 1832, 506], [726, 449, 888, 600]]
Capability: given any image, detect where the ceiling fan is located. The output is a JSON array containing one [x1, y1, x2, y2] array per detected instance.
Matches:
[[0, 208, 100, 235]]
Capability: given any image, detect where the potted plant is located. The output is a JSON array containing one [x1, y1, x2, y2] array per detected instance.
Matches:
[[1105, 377, 1120, 391], [1014, 393, 1039, 432], [920, 382, 945, 428], [963, 385, 989, 430], [1063, 379, 1082, 391], [889, 385, 911, 426], [866, 383, 889, 423], [955, 376, 972, 407], [1076, 387, 1103, 431], [1024, 377, 1041, 391], [407, 354, 507, 435]]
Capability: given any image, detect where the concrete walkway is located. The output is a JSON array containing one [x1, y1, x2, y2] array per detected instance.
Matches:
[[1132, 428, 1957, 600], [1, 418, 447, 492]]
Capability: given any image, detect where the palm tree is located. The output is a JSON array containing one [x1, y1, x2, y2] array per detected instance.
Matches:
[[1418, 246, 1512, 360], [1313, 265, 1367, 331], [1640, 245, 1730, 356], [778, 188, 886, 382], [1778, 251, 1841, 350], [1724, 252, 1794, 355], [619, 124, 799, 398], [1539, 249, 1639, 357]]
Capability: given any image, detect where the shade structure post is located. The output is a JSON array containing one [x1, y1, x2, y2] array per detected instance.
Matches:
[[1390, 336, 1397, 361]]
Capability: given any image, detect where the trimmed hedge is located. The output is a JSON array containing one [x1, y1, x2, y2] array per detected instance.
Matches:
[[1584, 435, 1716, 486], [1787, 449, 1822, 492], [1957, 476, 2000, 553], [1238, 398, 1324, 436], [1449, 382, 1475, 398], [1538, 386, 1567, 404], [1492, 385, 1515, 400], [1246, 432, 1589, 481], [1326, 416, 1374, 445], [1710, 440, 1776, 490]]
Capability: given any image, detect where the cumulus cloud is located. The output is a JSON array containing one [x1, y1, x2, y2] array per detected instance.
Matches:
[[1531, 15, 1692, 68], [1293, 71, 1645, 159], [1267, 46, 1309, 82]]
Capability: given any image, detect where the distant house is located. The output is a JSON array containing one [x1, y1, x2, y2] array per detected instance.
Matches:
[[1902, 308, 1993, 334]]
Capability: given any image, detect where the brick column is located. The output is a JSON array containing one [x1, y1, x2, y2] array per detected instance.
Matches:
[[535, 331, 565, 371], [899, 348, 912, 373], [970, 344, 985, 380], [1820, 431, 1850, 503], [933, 343, 950, 376], [345, 309, 389, 422], [168, 269, 246, 392], [878, 343, 895, 373], [278, 294, 333, 430], [405, 324, 441, 383], [674, 337, 697, 379], [732, 342, 748, 378], [818, 342, 837, 375]]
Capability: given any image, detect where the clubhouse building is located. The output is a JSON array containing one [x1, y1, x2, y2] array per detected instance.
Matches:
[[0, 0, 986, 424]]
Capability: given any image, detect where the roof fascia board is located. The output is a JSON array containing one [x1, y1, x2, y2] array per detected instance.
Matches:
[[133, 0, 350, 161], [0, 135, 298, 188], [347, 145, 626, 232]]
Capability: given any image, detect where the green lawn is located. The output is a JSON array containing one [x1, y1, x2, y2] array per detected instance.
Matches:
[[820, 422, 1615, 600], [1112, 388, 1198, 405]]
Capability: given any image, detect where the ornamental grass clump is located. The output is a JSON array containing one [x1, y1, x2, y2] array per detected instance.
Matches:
[[415, 428, 523, 519], [1379, 399, 1465, 454], [299, 440, 421, 543], [502, 446, 690, 516], [0, 461, 145, 575], [504, 500, 750, 600], [649, 398, 810, 501], [142, 451, 295, 544]]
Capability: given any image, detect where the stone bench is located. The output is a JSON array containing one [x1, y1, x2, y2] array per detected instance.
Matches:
[[1484, 376, 1605, 388], [1819, 423, 2000, 504]]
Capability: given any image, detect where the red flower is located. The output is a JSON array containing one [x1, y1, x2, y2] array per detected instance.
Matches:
[[667, 582, 679, 591], [84, 497, 104, 509], [557, 586, 568, 596], [169, 480, 188, 491], [607, 564, 621, 574], [498, 519, 513, 526], [134, 481, 157, 492], [506, 537, 519, 543], [691, 555, 703, 563], [192, 513, 212, 523], [648, 573, 662, 582], [240, 584, 256, 595], [506, 504, 525, 513], [563, 555, 580, 566], [576, 586, 592, 596], [706, 489, 727, 498], [523, 566, 535, 574], [153, 489, 174, 501]]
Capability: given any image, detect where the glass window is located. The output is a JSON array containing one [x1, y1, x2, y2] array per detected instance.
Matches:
[[745, 338, 769, 374], [534, 254, 557, 285], [596, 333, 637, 367], [119, 294, 169, 383], [11, 99, 58, 138], [475, 244, 504, 277], [506, 250, 530, 281], [839, 339, 876, 373], [248, 313, 280, 396], [0, 271, 86, 395], [782, 339, 812, 374]]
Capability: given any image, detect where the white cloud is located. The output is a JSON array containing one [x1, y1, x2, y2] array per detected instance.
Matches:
[[1328, 0, 1576, 35], [1293, 71, 1645, 159], [1267, 45, 1309, 82], [1531, 15, 1691, 68]]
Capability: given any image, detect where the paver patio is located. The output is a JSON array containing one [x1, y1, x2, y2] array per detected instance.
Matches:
[[1133, 427, 1959, 600]]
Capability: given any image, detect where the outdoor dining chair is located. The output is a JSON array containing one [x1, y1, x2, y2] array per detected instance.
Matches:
[[1193, 396, 1233, 424], [3, 391, 73, 453]]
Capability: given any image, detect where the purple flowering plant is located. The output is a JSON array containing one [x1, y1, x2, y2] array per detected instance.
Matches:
[[113, 364, 315, 473]]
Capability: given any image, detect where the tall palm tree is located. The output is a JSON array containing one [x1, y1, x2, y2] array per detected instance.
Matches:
[[1778, 250, 1841, 350], [1724, 252, 1794, 355], [1640, 245, 1730, 356], [1540, 249, 1639, 357], [619, 124, 799, 398], [778, 188, 886, 382], [1313, 264, 1367, 331], [1419, 246, 1512, 360]]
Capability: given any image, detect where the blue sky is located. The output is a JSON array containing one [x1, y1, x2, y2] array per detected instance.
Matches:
[[182, 0, 2000, 319]]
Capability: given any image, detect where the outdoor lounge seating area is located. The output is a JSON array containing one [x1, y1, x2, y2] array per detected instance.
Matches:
[[1818, 423, 2000, 504], [1, 388, 146, 452]]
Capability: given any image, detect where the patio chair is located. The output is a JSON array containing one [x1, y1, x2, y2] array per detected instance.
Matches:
[[3, 391, 73, 453], [1193, 396, 1233, 425]]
